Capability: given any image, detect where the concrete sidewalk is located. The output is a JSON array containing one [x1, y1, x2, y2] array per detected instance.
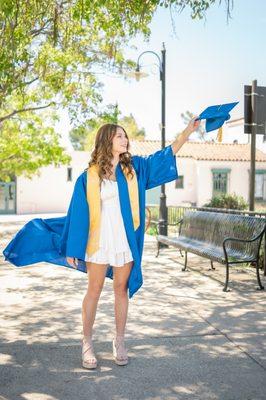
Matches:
[[0, 230, 265, 400]]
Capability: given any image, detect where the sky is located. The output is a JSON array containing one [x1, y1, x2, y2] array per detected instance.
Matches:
[[57, 0, 266, 147]]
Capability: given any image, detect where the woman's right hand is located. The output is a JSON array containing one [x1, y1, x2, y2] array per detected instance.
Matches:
[[66, 257, 78, 269]]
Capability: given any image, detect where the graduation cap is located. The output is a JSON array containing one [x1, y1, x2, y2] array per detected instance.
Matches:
[[196, 102, 239, 141]]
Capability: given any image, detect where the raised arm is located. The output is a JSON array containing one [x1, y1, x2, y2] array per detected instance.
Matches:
[[131, 117, 200, 190], [171, 116, 200, 155], [132, 144, 178, 190]]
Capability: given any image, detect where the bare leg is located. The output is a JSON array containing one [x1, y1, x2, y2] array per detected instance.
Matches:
[[81, 262, 108, 368], [113, 260, 133, 335], [82, 261, 108, 337], [112, 260, 133, 364]]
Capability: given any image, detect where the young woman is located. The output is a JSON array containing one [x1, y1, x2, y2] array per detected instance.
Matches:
[[3, 116, 200, 370], [68, 117, 199, 369]]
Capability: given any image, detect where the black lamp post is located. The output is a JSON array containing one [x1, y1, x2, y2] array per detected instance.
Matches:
[[132, 42, 168, 236]]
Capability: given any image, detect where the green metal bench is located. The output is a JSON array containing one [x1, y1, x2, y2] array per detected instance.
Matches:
[[154, 210, 266, 292]]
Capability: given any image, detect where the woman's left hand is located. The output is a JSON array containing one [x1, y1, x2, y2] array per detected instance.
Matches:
[[185, 116, 201, 135]]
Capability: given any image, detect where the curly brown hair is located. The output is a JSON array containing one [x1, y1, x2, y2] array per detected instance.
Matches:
[[86, 123, 135, 182]]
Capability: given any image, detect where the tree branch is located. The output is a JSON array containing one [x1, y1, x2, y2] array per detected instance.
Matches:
[[0, 102, 55, 123]]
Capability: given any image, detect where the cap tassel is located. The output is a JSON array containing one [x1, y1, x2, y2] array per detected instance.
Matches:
[[217, 126, 223, 142]]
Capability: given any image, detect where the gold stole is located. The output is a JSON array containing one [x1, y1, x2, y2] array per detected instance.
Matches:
[[86, 163, 140, 256]]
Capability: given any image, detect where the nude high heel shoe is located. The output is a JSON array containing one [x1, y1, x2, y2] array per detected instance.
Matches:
[[112, 335, 128, 366], [82, 337, 98, 369]]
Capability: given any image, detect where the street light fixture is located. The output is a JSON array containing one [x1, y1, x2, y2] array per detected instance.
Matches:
[[125, 66, 149, 81], [127, 42, 168, 237]]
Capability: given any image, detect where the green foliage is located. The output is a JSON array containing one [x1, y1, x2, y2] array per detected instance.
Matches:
[[159, 1, 233, 21], [0, 0, 155, 180], [0, 0, 232, 125], [146, 225, 158, 236], [0, 0, 232, 180], [203, 193, 249, 210], [69, 125, 89, 151], [119, 113, 145, 140], [69, 103, 145, 150], [0, 111, 71, 182], [69, 103, 120, 150], [0, 0, 157, 125]]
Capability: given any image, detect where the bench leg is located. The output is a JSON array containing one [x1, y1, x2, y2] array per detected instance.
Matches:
[[223, 262, 230, 292], [180, 249, 184, 258], [209, 261, 215, 270], [255, 261, 265, 290], [182, 251, 188, 271], [156, 241, 160, 258]]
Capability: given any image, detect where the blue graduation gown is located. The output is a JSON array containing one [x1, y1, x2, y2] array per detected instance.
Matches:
[[3, 144, 178, 298]]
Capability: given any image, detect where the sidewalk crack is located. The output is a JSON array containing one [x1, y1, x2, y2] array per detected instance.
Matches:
[[191, 309, 266, 371]]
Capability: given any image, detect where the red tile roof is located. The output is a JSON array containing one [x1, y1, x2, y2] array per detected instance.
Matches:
[[129, 140, 266, 162]]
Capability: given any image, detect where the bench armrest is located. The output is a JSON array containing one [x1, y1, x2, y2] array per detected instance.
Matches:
[[151, 218, 183, 235], [223, 228, 265, 246], [222, 228, 265, 261], [158, 218, 183, 227]]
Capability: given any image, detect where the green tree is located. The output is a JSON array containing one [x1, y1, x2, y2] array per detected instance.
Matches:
[[0, 0, 233, 180], [118, 113, 145, 140], [70, 103, 121, 150], [69, 104, 145, 150], [0, 111, 71, 182]]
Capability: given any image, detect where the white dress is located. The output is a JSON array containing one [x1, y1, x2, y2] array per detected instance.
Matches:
[[85, 178, 134, 267]]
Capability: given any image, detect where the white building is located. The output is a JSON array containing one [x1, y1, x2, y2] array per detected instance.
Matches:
[[133, 140, 266, 207], [0, 139, 265, 214]]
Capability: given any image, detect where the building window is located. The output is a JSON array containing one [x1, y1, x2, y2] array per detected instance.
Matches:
[[175, 175, 184, 189], [67, 167, 72, 182], [211, 168, 231, 197], [254, 170, 266, 200]]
